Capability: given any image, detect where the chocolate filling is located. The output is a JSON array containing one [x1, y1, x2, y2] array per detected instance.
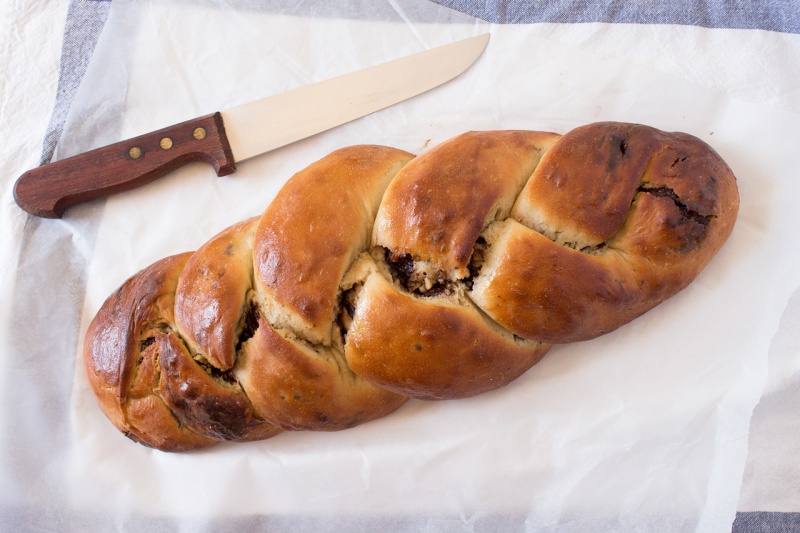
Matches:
[[195, 357, 238, 385], [464, 237, 487, 290], [139, 336, 156, 351], [235, 301, 261, 352], [384, 249, 415, 288], [337, 287, 358, 333], [638, 185, 712, 227]]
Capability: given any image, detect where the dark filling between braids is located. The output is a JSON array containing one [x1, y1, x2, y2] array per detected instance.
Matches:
[[638, 185, 713, 227]]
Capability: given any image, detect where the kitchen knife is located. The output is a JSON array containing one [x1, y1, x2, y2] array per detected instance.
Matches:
[[14, 33, 490, 218]]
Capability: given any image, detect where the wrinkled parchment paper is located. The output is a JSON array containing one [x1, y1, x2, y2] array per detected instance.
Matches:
[[13, 0, 800, 530], [737, 284, 800, 513]]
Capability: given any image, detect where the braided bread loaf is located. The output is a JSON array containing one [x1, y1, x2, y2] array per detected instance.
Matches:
[[83, 122, 739, 452]]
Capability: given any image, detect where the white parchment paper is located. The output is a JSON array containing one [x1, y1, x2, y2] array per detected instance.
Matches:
[[43, 0, 800, 530]]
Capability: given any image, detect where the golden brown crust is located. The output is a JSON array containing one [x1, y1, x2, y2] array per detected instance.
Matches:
[[513, 122, 655, 246], [83, 254, 220, 452], [470, 221, 646, 342], [174, 218, 259, 371], [156, 330, 281, 442], [470, 123, 739, 343], [235, 317, 407, 430], [344, 266, 550, 400], [83, 122, 739, 452], [374, 130, 559, 276], [253, 145, 414, 345], [83, 253, 281, 452]]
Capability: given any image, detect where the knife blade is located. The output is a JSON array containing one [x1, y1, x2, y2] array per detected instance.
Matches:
[[14, 33, 490, 218]]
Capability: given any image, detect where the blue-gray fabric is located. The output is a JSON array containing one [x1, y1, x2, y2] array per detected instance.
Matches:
[[733, 513, 800, 532], [40, 0, 111, 165], [431, 0, 800, 33], [8, 0, 798, 531]]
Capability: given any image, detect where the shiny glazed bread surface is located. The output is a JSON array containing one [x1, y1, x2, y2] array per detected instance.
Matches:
[[83, 122, 739, 451]]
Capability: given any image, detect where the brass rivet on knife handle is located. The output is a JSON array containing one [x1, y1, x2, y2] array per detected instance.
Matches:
[[13, 112, 236, 218]]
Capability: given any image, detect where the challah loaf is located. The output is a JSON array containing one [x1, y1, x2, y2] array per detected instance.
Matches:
[[83, 122, 739, 452]]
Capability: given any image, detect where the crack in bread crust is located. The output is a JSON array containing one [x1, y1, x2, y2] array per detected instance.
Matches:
[[83, 122, 740, 452]]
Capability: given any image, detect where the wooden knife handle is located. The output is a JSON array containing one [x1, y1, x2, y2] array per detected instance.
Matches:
[[14, 112, 236, 218]]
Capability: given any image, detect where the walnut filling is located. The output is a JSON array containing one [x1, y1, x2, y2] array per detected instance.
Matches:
[[383, 248, 455, 297], [380, 240, 493, 296]]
